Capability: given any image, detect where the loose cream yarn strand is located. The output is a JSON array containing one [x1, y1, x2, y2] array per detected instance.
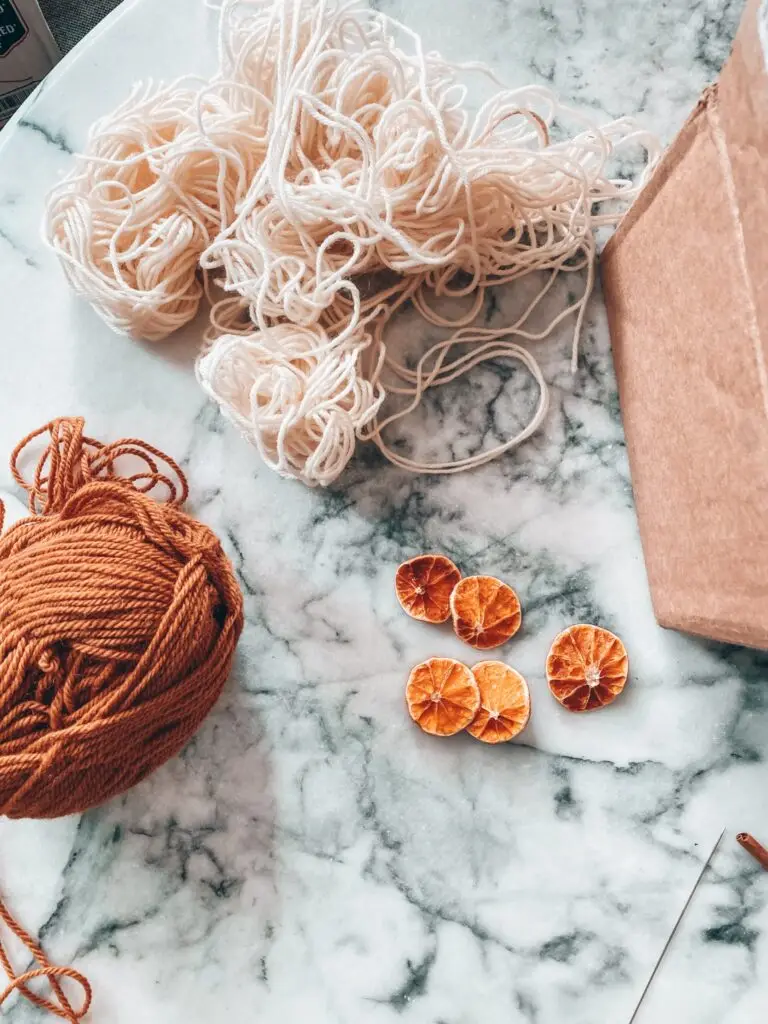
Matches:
[[45, 0, 658, 486], [371, 343, 550, 475], [362, 262, 582, 472]]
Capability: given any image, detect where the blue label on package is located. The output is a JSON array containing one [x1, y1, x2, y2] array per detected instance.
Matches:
[[0, 1, 28, 59]]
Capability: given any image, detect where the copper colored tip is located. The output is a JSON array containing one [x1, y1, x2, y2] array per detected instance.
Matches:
[[736, 832, 768, 870]]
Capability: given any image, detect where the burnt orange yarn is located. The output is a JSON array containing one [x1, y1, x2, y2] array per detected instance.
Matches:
[[0, 895, 90, 1021], [0, 417, 244, 818], [0, 417, 244, 1019]]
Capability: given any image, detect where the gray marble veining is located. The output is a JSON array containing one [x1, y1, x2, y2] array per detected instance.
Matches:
[[0, 1, 765, 1022]]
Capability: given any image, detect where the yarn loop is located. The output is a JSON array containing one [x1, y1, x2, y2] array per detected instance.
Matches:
[[0, 895, 91, 1023]]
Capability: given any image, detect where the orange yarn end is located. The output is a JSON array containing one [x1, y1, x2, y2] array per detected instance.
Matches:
[[0, 895, 91, 1022], [0, 417, 244, 819]]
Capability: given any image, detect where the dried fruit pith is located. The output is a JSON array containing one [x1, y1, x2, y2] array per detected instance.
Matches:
[[546, 624, 628, 712], [450, 575, 521, 649], [467, 661, 531, 743], [405, 657, 480, 736], [395, 554, 462, 623]]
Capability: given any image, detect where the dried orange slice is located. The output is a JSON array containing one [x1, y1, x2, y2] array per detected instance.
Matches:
[[405, 657, 480, 736], [467, 661, 531, 743], [395, 554, 461, 623], [450, 575, 521, 649], [546, 624, 628, 712]]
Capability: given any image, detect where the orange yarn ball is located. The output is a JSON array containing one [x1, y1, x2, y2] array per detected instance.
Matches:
[[0, 418, 244, 819]]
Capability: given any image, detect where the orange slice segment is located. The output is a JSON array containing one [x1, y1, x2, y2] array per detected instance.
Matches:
[[450, 575, 521, 649], [546, 624, 628, 712], [405, 657, 480, 736], [395, 554, 461, 623], [467, 661, 531, 743]]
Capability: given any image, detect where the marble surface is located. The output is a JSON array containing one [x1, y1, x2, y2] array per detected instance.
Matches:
[[0, 1, 764, 1022]]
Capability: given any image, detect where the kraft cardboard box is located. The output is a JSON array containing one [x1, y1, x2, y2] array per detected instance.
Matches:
[[601, 0, 768, 649], [0, 0, 59, 127]]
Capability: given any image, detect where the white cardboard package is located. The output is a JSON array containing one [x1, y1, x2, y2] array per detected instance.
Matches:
[[0, 0, 59, 126]]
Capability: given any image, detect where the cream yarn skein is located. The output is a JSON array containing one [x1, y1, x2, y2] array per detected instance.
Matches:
[[45, 0, 657, 484]]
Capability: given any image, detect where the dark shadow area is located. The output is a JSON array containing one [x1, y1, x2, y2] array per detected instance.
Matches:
[[39, 0, 123, 54]]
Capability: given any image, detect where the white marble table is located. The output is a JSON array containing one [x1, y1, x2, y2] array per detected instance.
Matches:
[[0, 1, 764, 1022]]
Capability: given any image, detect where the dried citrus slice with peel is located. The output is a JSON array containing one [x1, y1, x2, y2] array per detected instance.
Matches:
[[406, 657, 480, 736], [450, 575, 522, 649], [467, 661, 531, 743], [546, 624, 628, 712], [395, 554, 461, 623]]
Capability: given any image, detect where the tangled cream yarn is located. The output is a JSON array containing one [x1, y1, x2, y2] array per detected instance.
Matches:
[[45, 0, 657, 486], [198, 323, 380, 482]]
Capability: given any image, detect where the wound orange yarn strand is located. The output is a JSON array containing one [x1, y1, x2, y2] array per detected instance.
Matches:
[[0, 895, 91, 1022], [0, 417, 244, 819]]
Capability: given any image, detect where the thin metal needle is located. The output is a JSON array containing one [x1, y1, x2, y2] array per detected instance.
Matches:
[[627, 828, 726, 1024]]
